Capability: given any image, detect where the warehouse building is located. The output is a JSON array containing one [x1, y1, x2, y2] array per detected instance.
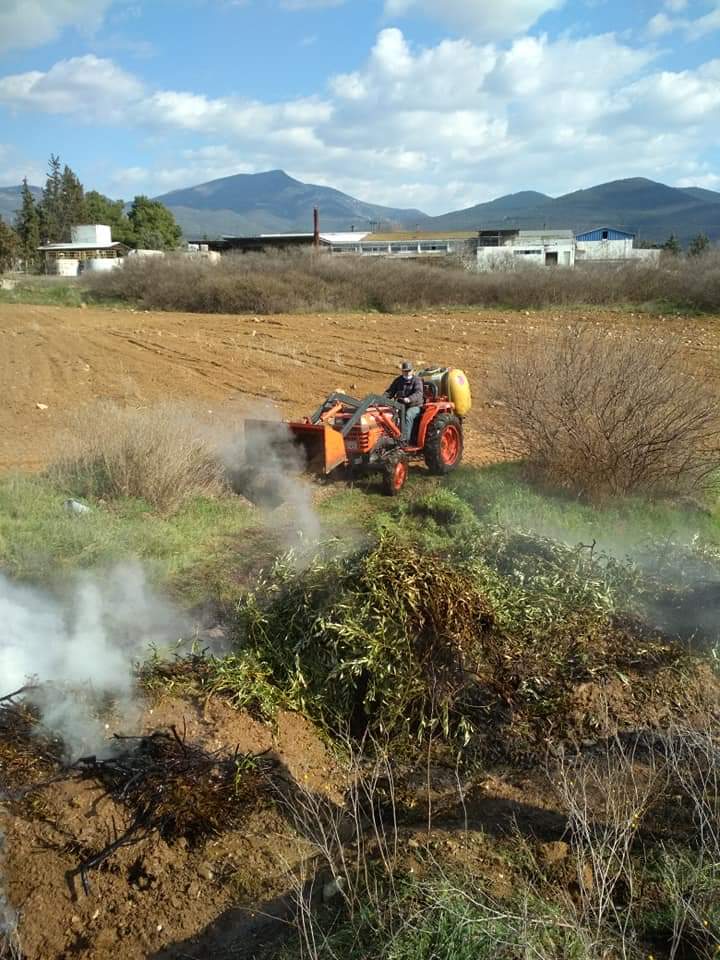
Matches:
[[324, 231, 473, 258], [476, 229, 576, 269], [575, 227, 661, 263]]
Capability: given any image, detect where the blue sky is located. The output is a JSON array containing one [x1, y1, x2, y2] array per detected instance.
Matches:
[[0, 0, 719, 213]]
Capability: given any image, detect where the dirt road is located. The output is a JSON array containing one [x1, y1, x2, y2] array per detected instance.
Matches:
[[2, 302, 719, 471]]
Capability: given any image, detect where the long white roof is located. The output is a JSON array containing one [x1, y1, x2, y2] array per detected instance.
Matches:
[[321, 232, 370, 243], [38, 241, 126, 251]]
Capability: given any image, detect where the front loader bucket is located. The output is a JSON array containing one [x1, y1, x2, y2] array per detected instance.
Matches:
[[244, 419, 347, 475], [287, 422, 348, 475]]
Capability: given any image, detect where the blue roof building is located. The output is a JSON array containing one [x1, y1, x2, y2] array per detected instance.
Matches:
[[575, 227, 635, 242]]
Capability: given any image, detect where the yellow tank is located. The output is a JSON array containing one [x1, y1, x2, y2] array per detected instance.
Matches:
[[447, 368, 472, 416]]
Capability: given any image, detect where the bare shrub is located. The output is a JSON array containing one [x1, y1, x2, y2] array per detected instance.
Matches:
[[551, 734, 664, 957], [84, 248, 720, 314], [492, 325, 720, 499], [51, 402, 225, 512], [658, 720, 720, 959]]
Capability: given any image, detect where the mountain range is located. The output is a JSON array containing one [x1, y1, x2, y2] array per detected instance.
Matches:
[[2, 173, 719, 243]]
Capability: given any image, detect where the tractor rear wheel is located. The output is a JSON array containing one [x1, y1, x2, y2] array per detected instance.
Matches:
[[424, 414, 463, 475], [382, 452, 408, 496]]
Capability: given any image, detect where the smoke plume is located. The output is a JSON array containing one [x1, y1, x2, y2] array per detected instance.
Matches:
[[218, 408, 322, 548], [0, 830, 16, 952], [0, 564, 186, 758]]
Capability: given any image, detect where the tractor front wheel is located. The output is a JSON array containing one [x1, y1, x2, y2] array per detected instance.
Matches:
[[424, 414, 463, 475], [382, 452, 408, 496]]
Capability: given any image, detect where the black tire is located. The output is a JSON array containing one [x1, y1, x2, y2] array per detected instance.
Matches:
[[423, 414, 463, 475], [381, 452, 408, 496]]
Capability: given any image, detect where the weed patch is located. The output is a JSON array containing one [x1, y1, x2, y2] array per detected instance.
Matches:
[[50, 402, 225, 513]]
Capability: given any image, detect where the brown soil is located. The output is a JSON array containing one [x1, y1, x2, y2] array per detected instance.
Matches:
[[0, 698, 343, 960], [3, 656, 719, 959], [2, 302, 719, 472]]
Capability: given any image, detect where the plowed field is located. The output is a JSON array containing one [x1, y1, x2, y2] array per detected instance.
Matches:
[[2, 302, 719, 471]]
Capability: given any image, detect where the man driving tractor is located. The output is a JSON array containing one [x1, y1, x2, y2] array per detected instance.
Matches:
[[384, 360, 424, 444]]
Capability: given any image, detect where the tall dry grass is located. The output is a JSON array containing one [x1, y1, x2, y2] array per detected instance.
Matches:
[[491, 325, 720, 500], [84, 248, 720, 314], [51, 402, 225, 512]]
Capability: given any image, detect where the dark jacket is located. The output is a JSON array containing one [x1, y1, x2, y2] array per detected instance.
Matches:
[[385, 374, 424, 407]]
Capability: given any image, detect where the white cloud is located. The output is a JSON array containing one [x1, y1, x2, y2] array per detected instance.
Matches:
[[0, 56, 143, 119], [0, 0, 116, 53], [647, 12, 675, 36], [383, 0, 566, 39], [646, 1, 720, 39], [1, 28, 719, 212]]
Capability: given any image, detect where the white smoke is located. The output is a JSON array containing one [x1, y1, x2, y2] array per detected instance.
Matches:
[[0, 831, 16, 949], [0, 564, 186, 758], [214, 407, 322, 548], [0, 833, 20, 957]]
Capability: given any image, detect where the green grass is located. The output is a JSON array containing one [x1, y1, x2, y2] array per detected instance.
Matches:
[[0, 474, 256, 603], [0, 277, 128, 309], [282, 876, 602, 960], [447, 462, 720, 555]]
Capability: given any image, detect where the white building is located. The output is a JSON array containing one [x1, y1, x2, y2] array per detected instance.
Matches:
[[575, 227, 661, 263], [324, 231, 474, 258], [476, 229, 576, 269], [38, 224, 128, 276]]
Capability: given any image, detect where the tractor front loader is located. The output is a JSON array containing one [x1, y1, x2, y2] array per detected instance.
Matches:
[[241, 366, 471, 499]]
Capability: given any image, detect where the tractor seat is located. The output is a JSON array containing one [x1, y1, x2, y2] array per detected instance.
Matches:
[[423, 382, 439, 402]]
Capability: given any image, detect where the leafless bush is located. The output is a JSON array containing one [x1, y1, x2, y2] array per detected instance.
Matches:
[[492, 325, 720, 499], [50, 401, 226, 512], [83, 248, 720, 314], [658, 720, 720, 959], [551, 734, 664, 957], [278, 734, 399, 922]]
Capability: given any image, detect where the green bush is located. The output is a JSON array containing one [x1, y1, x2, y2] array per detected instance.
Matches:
[[233, 535, 493, 742]]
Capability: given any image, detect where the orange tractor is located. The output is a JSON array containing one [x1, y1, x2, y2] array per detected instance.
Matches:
[[245, 366, 471, 496]]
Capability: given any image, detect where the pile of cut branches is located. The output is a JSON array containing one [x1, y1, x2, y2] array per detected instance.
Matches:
[[0, 687, 63, 798], [68, 727, 274, 893]]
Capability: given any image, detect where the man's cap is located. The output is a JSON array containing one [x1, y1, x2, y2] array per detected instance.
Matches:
[[401, 360, 413, 372]]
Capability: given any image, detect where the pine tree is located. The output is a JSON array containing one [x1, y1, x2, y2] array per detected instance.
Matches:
[[662, 234, 682, 255], [39, 154, 63, 242], [688, 233, 710, 257], [14, 178, 41, 271], [0, 216, 19, 272], [58, 165, 86, 240]]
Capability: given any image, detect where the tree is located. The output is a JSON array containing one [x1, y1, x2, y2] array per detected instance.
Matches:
[[0, 216, 19, 272], [84, 190, 136, 246], [689, 233, 711, 257], [58, 164, 86, 240], [38, 153, 63, 242], [128, 196, 182, 250], [662, 234, 682, 255], [37, 155, 86, 242], [14, 178, 41, 271]]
